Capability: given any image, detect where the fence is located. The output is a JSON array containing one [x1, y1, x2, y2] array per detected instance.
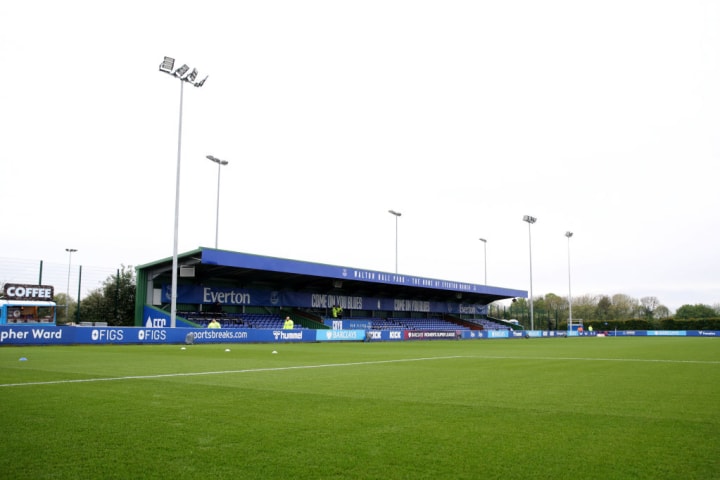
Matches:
[[0, 257, 119, 303]]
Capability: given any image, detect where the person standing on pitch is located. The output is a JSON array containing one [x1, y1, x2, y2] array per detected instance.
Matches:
[[208, 318, 222, 329]]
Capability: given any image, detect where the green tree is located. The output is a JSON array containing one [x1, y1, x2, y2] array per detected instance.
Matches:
[[572, 294, 598, 323], [611, 294, 637, 319], [640, 296, 660, 321], [54, 292, 78, 325], [80, 266, 136, 326], [596, 295, 612, 321], [675, 304, 716, 319], [654, 305, 670, 319]]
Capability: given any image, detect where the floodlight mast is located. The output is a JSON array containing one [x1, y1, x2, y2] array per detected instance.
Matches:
[[388, 210, 402, 273], [206, 155, 229, 249], [566, 231, 574, 331], [65, 248, 77, 323], [479, 238, 487, 285], [159, 56, 208, 328], [522, 215, 537, 330]]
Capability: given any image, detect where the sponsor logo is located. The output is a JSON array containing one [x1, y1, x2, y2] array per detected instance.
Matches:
[[331, 330, 358, 339], [144, 316, 167, 328], [91, 329, 124, 342], [406, 331, 456, 339], [0, 328, 63, 343], [138, 329, 167, 341], [272, 330, 303, 340]]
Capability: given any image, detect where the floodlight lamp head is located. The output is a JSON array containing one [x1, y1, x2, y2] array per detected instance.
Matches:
[[185, 68, 198, 83], [207, 155, 229, 166], [389, 209, 402, 217], [479, 238, 487, 243], [194, 75, 208, 87], [159, 56, 175, 73], [565, 231, 574, 238], [523, 215, 537, 224], [173, 64, 190, 79]]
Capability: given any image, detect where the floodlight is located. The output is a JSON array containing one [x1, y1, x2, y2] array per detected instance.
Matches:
[[173, 64, 190, 78], [523, 215, 537, 224], [186, 68, 198, 83], [194, 75, 208, 87], [206, 155, 228, 165], [159, 56, 175, 73]]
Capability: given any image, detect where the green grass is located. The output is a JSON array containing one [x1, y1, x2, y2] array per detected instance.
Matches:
[[1, 338, 719, 479]]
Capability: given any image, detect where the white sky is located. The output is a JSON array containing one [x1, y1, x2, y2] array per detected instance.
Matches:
[[1, 1, 718, 312]]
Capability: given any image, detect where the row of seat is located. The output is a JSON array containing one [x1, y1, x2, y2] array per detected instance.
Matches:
[[184, 313, 300, 329], [182, 311, 509, 330]]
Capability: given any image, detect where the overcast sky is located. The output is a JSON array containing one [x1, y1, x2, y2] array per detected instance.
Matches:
[[1, 1, 718, 312]]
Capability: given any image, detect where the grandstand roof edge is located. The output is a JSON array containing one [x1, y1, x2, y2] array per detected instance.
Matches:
[[135, 248, 203, 270], [197, 247, 526, 299]]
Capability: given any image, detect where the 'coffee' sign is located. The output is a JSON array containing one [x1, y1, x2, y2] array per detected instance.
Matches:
[[3, 284, 54, 301]]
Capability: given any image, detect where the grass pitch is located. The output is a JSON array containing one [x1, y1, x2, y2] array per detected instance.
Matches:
[[1, 337, 718, 479]]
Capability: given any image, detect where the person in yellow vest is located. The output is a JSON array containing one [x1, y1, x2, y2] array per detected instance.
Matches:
[[208, 318, 221, 329], [588, 325, 594, 335], [283, 316, 294, 329]]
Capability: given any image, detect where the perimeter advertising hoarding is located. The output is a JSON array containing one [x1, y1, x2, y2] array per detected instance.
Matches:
[[1, 325, 717, 345], [0, 325, 308, 345]]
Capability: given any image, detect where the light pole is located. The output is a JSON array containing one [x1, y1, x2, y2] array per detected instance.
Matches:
[[565, 231, 574, 331], [159, 56, 208, 328], [206, 155, 229, 248], [522, 215, 537, 330], [479, 238, 487, 285], [65, 248, 77, 323], [388, 210, 402, 273]]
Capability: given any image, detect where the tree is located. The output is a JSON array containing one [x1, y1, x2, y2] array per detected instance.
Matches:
[[572, 294, 598, 322], [596, 296, 612, 321], [640, 296, 660, 320], [611, 294, 637, 320], [54, 293, 78, 325], [675, 304, 716, 319], [80, 266, 136, 326]]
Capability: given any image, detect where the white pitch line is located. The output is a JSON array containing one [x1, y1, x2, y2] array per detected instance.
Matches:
[[0, 355, 467, 388], [472, 355, 720, 365], [1, 354, 716, 388]]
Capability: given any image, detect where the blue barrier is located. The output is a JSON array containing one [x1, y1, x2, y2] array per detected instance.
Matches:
[[0, 325, 718, 346]]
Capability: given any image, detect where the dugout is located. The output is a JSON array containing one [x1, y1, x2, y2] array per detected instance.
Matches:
[[134, 248, 526, 327]]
